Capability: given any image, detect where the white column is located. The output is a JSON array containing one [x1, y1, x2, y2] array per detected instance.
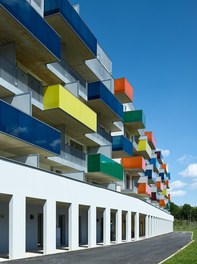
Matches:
[[151, 216, 154, 237], [88, 205, 96, 248], [103, 208, 110, 246], [116, 209, 122, 244], [149, 216, 152, 237], [43, 199, 56, 254], [134, 212, 139, 240], [9, 195, 25, 260], [145, 215, 148, 238], [69, 203, 79, 250], [126, 211, 131, 242]]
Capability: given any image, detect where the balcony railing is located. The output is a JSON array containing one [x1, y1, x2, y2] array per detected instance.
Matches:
[[61, 144, 86, 167], [112, 135, 132, 157], [88, 153, 124, 181], [44, 0, 97, 56], [0, 57, 43, 103], [88, 81, 123, 120], [0, 100, 60, 154], [0, 0, 60, 59]]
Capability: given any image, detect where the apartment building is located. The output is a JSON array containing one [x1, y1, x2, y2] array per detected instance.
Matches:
[[0, 0, 173, 261]]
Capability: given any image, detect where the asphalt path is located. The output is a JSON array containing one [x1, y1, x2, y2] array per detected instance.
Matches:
[[4, 232, 192, 264]]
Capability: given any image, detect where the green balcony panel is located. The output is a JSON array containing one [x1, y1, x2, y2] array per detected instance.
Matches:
[[88, 154, 123, 182], [124, 110, 146, 134]]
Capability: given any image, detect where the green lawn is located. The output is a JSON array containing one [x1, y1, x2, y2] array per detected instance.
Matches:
[[163, 222, 197, 264]]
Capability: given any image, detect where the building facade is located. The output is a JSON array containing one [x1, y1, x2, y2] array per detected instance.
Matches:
[[0, 0, 173, 261]]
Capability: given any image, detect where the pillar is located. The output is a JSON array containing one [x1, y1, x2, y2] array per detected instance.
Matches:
[[9, 195, 25, 259], [69, 203, 79, 250], [88, 205, 96, 248], [43, 199, 56, 254]]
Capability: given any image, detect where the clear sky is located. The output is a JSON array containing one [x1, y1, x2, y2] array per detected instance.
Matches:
[[71, 0, 197, 206]]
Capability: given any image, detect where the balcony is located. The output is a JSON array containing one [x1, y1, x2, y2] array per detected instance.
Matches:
[[87, 82, 123, 132], [155, 150, 163, 164], [87, 154, 124, 183], [40, 84, 97, 145], [0, 100, 60, 157], [138, 183, 151, 197], [166, 172, 171, 179], [44, 0, 97, 81], [112, 135, 133, 158], [46, 144, 86, 173], [159, 199, 166, 207], [0, 57, 43, 103], [114, 78, 134, 103], [149, 158, 159, 172], [0, 0, 61, 82], [121, 156, 146, 175], [144, 131, 156, 149], [161, 163, 168, 174], [137, 139, 152, 159], [124, 110, 146, 135]]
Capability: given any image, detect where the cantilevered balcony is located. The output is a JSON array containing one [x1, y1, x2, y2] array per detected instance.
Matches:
[[0, 100, 60, 157], [112, 135, 133, 158], [124, 110, 146, 135], [121, 156, 146, 175], [114, 78, 134, 103], [161, 163, 168, 174], [137, 139, 152, 159], [144, 131, 156, 149], [40, 84, 97, 145], [87, 154, 124, 183], [87, 82, 123, 132], [138, 183, 151, 197], [149, 158, 159, 172], [155, 150, 163, 164], [0, 0, 61, 83], [44, 0, 98, 82]]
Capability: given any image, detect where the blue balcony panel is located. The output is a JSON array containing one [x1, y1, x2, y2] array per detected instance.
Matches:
[[0, 100, 60, 156], [112, 135, 133, 158], [149, 158, 159, 172], [88, 82, 123, 132], [44, 0, 97, 56], [159, 172, 165, 180], [0, 0, 61, 83]]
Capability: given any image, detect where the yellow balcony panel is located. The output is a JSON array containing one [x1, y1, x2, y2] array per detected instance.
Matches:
[[137, 140, 152, 159], [43, 85, 97, 143]]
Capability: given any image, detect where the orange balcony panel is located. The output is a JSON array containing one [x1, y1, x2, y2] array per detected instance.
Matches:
[[144, 131, 156, 149], [138, 183, 151, 197], [159, 200, 166, 207], [156, 181, 161, 189], [114, 78, 134, 103], [121, 156, 146, 172], [161, 164, 168, 173], [165, 180, 169, 188]]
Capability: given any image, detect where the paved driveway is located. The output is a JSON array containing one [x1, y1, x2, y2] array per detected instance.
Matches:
[[4, 232, 192, 264]]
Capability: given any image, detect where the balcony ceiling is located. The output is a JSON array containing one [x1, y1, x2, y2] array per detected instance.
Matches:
[[0, 132, 56, 158], [87, 100, 121, 132], [45, 14, 99, 82], [86, 172, 121, 184], [34, 107, 97, 146], [0, 7, 61, 84]]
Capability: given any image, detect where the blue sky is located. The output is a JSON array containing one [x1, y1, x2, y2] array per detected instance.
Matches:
[[71, 0, 197, 206]]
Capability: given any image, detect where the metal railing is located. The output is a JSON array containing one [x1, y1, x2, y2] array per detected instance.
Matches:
[[0, 57, 43, 102], [61, 144, 86, 167]]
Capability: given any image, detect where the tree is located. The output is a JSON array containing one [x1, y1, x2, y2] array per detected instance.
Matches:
[[170, 202, 181, 219], [180, 204, 192, 220]]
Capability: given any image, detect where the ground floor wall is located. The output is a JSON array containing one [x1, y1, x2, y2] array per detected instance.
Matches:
[[0, 158, 174, 260]]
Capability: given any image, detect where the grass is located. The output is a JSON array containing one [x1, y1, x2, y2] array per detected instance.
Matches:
[[163, 221, 197, 264]]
